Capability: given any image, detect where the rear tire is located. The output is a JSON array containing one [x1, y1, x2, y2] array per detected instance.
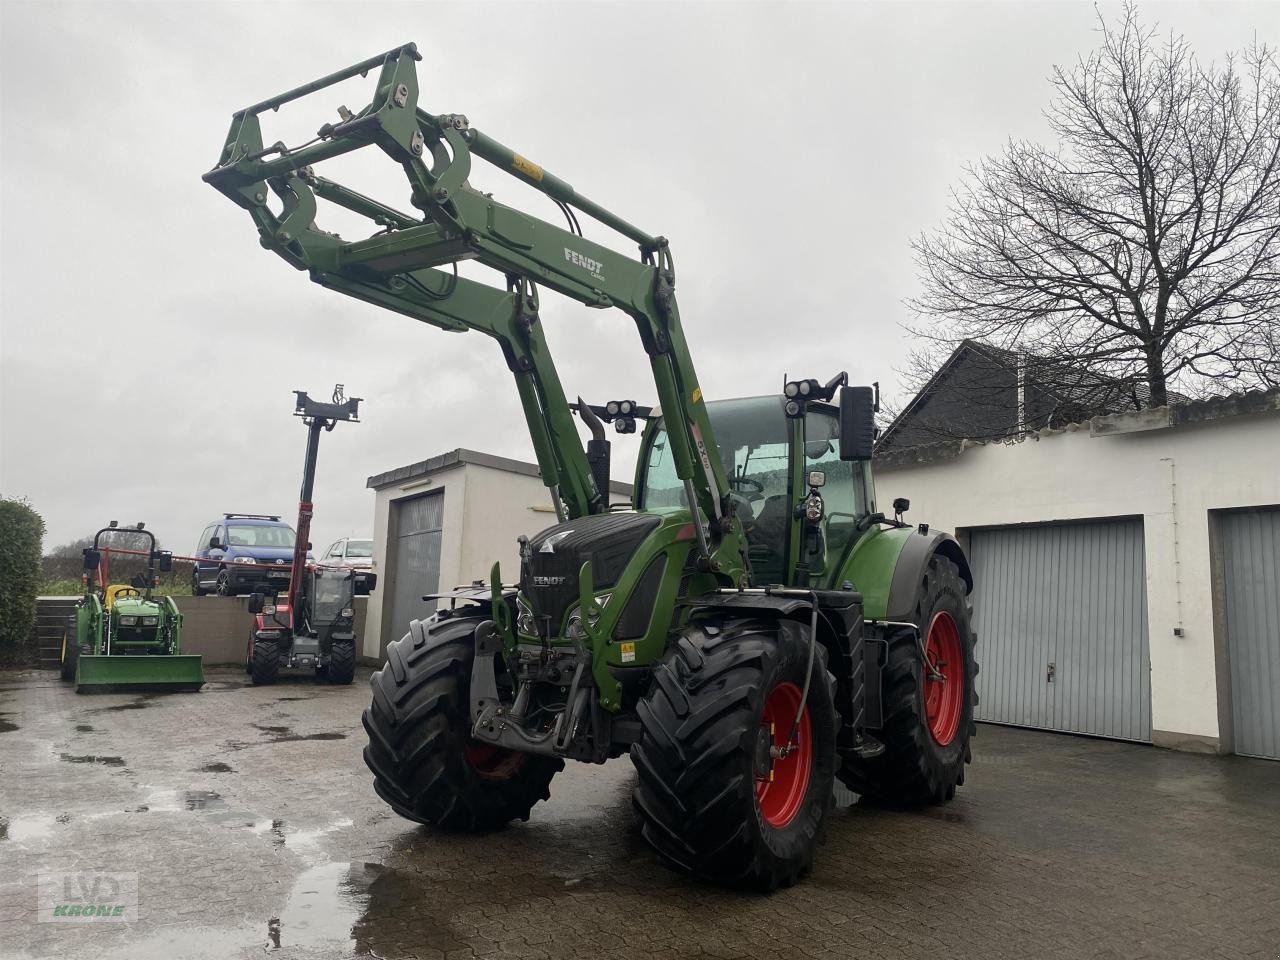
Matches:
[[839, 554, 977, 804], [59, 617, 78, 682], [191, 569, 208, 597], [362, 616, 561, 831], [631, 618, 838, 891], [328, 640, 355, 685], [250, 639, 280, 686]]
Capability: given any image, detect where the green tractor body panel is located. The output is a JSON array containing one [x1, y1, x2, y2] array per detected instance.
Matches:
[[839, 526, 913, 621]]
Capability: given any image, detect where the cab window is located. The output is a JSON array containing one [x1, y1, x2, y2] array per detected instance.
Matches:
[[640, 397, 791, 585]]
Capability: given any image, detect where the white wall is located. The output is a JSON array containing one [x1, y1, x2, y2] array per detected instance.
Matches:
[[875, 409, 1280, 748], [457, 462, 559, 587]]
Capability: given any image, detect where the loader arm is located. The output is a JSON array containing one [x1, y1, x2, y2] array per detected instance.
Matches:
[[204, 43, 744, 577]]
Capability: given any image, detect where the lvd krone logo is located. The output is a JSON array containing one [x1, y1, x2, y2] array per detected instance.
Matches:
[[41, 872, 136, 922]]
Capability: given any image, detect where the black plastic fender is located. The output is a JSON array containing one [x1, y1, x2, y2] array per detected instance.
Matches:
[[884, 529, 973, 621]]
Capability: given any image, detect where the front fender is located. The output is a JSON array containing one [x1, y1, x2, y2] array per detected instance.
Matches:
[[841, 526, 972, 621]]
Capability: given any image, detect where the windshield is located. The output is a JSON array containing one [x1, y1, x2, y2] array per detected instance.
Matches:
[[345, 540, 373, 558], [641, 396, 791, 583], [227, 524, 296, 549]]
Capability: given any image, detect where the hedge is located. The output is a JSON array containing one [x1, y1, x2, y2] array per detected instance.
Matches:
[[0, 497, 46, 653]]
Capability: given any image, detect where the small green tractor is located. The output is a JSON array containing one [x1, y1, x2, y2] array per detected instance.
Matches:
[[61, 524, 205, 693], [207, 45, 978, 890]]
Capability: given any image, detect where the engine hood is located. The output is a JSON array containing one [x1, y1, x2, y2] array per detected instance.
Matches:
[[520, 512, 662, 635]]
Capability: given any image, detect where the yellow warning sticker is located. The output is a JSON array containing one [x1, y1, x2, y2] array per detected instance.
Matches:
[[512, 153, 544, 182], [691, 386, 702, 403], [620, 641, 636, 664]]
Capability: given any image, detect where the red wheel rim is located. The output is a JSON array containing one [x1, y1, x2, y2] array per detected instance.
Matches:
[[754, 681, 812, 828], [923, 611, 964, 745], [463, 741, 526, 781]]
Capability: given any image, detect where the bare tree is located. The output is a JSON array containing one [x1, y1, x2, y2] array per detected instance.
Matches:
[[909, 3, 1280, 407]]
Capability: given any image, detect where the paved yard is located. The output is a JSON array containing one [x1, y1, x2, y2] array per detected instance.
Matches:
[[0, 668, 1277, 960]]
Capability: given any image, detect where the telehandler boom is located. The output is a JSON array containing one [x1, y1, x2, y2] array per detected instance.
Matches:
[[206, 44, 978, 890]]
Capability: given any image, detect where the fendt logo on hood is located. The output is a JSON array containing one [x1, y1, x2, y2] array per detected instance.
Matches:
[[539, 530, 575, 554]]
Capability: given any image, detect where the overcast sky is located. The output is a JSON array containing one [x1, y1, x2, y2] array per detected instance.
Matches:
[[2, 0, 1276, 554]]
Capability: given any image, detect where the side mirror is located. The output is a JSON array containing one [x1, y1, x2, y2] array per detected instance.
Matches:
[[307, 542, 313, 550], [893, 497, 910, 519], [208, 537, 222, 550], [82, 548, 101, 572], [839, 386, 876, 460], [248, 592, 265, 615], [356, 573, 378, 596], [157, 551, 173, 573]]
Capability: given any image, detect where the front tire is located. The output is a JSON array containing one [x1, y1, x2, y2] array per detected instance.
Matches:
[[839, 554, 977, 804], [631, 618, 838, 890], [362, 616, 561, 831], [215, 568, 236, 597], [59, 618, 78, 682], [250, 639, 280, 686], [327, 640, 355, 685]]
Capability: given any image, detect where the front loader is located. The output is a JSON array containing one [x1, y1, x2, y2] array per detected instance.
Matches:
[[206, 44, 977, 890], [61, 523, 205, 693]]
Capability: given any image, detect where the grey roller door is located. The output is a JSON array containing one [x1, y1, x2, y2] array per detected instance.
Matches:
[[1221, 508, 1280, 760], [968, 519, 1151, 741], [385, 492, 444, 654]]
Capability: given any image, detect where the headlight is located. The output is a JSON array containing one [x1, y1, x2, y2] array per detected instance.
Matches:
[[586, 594, 610, 624], [564, 614, 584, 639], [516, 596, 536, 636], [340, 607, 354, 618], [233, 556, 257, 564], [263, 604, 276, 615], [141, 616, 159, 627], [256, 629, 284, 639], [119, 616, 138, 626], [804, 492, 825, 522]]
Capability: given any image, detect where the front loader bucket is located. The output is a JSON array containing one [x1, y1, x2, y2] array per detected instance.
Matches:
[[74, 655, 205, 693]]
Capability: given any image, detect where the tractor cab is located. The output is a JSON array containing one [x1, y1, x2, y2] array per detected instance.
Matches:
[[638, 394, 877, 588]]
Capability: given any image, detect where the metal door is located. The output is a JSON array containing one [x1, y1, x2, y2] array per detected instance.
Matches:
[[1221, 508, 1280, 760], [385, 492, 444, 654], [968, 519, 1151, 741]]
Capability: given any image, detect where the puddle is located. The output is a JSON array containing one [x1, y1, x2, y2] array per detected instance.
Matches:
[[269, 861, 381, 951], [0, 814, 58, 842], [197, 762, 235, 773], [75, 723, 94, 732], [60, 753, 126, 767], [254, 724, 293, 734], [230, 729, 347, 750], [250, 817, 353, 858], [184, 790, 224, 811]]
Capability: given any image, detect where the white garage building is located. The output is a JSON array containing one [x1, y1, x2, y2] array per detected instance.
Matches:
[[875, 390, 1280, 759], [363, 449, 632, 662]]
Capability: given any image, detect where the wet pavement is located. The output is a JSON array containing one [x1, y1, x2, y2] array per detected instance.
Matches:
[[1, 667, 1278, 960]]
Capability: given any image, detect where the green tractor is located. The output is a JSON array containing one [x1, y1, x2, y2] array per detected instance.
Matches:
[[206, 45, 977, 889], [61, 523, 205, 693]]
